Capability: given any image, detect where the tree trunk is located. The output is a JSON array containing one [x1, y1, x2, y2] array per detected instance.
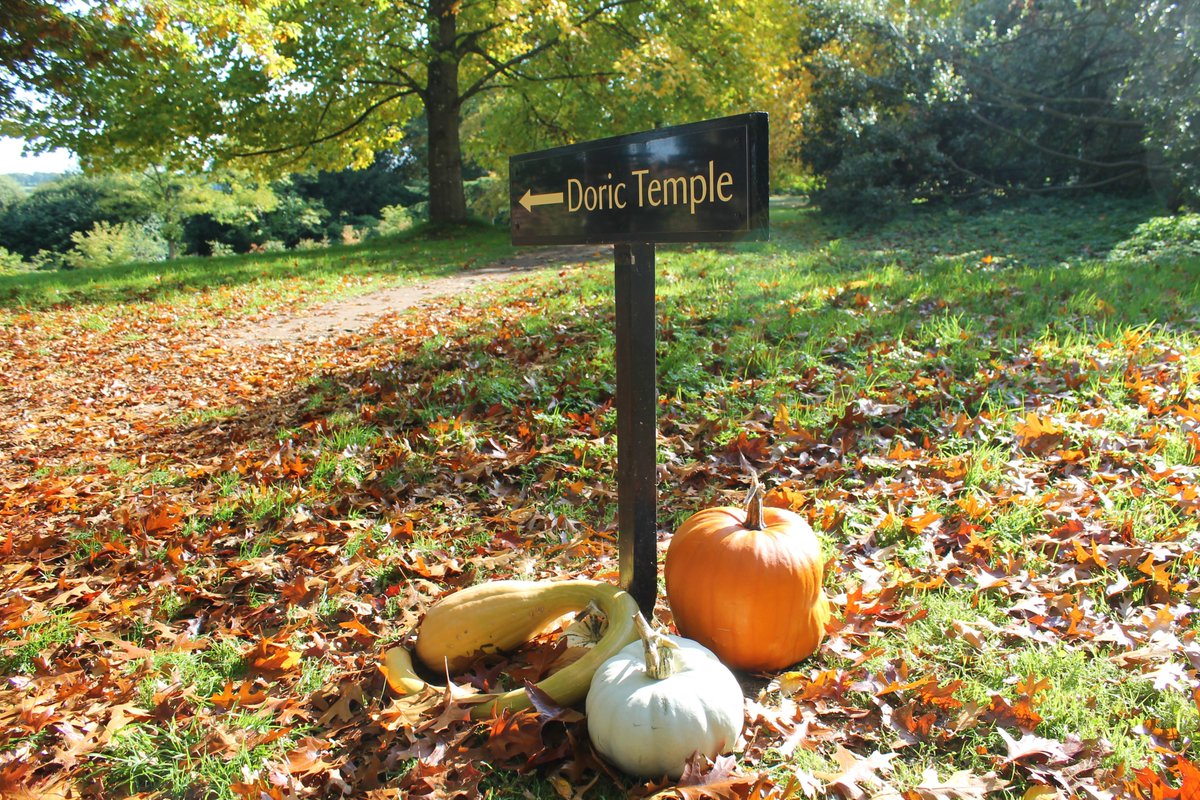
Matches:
[[426, 0, 467, 225]]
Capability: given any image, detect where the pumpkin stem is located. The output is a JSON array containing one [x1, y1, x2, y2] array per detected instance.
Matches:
[[633, 612, 678, 681], [744, 472, 766, 531]]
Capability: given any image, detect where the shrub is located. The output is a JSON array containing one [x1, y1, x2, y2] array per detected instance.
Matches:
[[0, 173, 147, 257], [30, 249, 67, 271], [208, 240, 235, 257], [465, 175, 507, 223], [64, 220, 167, 269], [1109, 214, 1200, 261], [794, 0, 1188, 217], [0, 246, 28, 273], [377, 204, 415, 236]]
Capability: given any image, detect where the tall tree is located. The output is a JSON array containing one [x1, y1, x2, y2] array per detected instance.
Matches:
[[9, 0, 772, 225]]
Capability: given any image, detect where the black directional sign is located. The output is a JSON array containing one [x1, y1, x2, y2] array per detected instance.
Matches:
[[510, 113, 769, 245]]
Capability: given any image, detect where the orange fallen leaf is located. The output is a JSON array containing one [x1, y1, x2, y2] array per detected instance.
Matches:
[[210, 680, 269, 709], [338, 618, 376, 643], [246, 637, 303, 674], [1014, 412, 1065, 453]]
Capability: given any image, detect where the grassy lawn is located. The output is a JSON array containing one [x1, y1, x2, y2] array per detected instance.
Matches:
[[0, 221, 513, 315], [0, 195, 1196, 798]]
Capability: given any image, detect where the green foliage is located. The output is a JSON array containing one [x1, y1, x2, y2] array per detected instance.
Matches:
[[0, 245, 26, 272], [252, 189, 326, 249], [377, 204, 415, 236], [0, 172, 146, 257], [1115, 1, 1200, 210], [464, 176, 507, 224], [138, 167, 280, 258], [793, 0, 959, 216], [0, 175, 22, 209], [8, 0, 778, 224], [1109, 213, 1200, 261], [65, 220, 168, 269], [795, 0, 1195, 216], [291, 152, 426, 224], [0, 1, 89, 118]]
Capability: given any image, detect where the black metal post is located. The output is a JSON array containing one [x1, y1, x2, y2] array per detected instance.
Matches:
[[614, 242, 657, 617]]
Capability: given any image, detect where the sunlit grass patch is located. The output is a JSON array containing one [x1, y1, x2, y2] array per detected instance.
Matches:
[[173, 406, 241, 428], [93, 716, 295, 800], [0, 613, 76, 675]]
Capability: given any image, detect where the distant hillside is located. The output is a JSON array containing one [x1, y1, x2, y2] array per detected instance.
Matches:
[[4, 172, 67, 191]]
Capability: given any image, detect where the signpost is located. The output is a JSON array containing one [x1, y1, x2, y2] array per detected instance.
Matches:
[[510, 113, 770, 615]]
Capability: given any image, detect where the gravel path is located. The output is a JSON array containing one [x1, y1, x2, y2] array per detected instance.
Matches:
[[221, 244, 608, 345]]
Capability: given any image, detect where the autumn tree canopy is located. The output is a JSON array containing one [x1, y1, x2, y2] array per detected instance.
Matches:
[[6, 0, 791, 225]]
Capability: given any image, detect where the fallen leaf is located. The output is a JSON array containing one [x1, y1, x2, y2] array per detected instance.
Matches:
[[246, 637, 303, 674], [996, 729, 1080, 765], [904, 768, 1009, 799], [1014, 413, 1065, 454], [814, 746, 897, 799]]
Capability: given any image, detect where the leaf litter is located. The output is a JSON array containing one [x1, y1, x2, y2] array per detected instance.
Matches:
[[0, 219, 1198, 798]]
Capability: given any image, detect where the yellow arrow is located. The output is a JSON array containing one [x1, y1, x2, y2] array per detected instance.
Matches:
[[519, 189, 565, 212]]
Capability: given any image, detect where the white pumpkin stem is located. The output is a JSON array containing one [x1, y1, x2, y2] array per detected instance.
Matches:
[[744, 472, 766, 531], [634, 613, 678, 681]]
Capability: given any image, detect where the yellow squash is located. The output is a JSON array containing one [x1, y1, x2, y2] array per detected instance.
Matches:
[[390, 579, 640, 719]]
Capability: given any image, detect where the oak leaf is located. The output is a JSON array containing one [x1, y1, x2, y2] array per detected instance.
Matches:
[[1177, 758, 1200, 800], [246, 637, 303, 674], [814, 746, 897, 799], [904, 768, 1009, 799], [996, 729, 1081, 765], [209, 680, 268, 709], [285, 736, 336, 776], [1014, 413, 1064, 454]]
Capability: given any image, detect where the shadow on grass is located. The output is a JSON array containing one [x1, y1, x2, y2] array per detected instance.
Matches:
[[155, 194, 1200, 478], [770, 192, 1164, 269], [0, 223, 515, 311]]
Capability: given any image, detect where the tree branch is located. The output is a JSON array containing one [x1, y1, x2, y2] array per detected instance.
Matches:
[[367, 60, 428, 101], [945, 153, 1146, 194], [971, 95, 1143, 129], [458, 0, 639, 101], [968, 109, 1147, 170], [228, 90, 412, 161]]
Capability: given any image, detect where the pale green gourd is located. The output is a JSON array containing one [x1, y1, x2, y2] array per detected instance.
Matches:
[[585, 614, 744, 779]]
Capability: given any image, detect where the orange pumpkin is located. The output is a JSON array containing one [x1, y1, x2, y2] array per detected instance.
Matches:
[[664, 477, 831, 671]]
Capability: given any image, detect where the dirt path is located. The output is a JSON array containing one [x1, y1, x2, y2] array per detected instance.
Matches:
[[221, 244, 608, 345]]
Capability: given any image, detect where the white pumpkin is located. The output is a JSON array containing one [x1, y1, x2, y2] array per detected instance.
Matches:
[[585, 613, 744, 779]]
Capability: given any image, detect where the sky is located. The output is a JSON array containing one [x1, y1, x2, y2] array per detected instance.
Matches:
[[0, 137, 78, 174]]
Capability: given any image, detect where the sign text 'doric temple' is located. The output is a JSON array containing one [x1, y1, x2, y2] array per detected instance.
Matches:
[[510, 113, 769, 245]]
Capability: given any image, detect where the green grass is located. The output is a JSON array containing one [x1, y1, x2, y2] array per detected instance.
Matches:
[[133, 640, 247, 700], [94, 716, 295, 800], [0, 224, 513, 314], [174, 406, 242, 428], [0, 613, 76, 675]]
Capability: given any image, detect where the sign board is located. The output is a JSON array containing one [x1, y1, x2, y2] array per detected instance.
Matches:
[[510, 113, 769, 245]]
